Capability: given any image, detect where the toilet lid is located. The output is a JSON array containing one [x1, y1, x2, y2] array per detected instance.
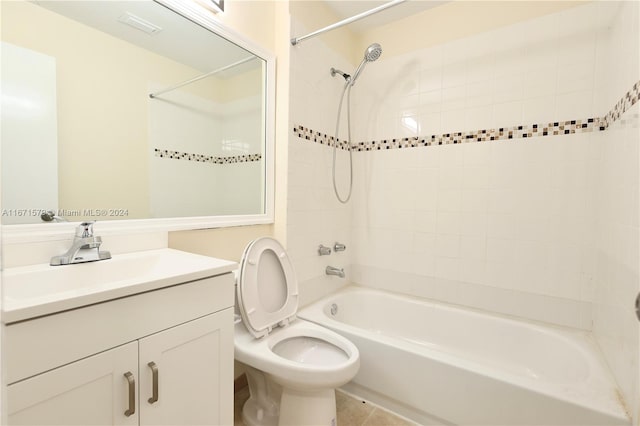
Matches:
[[237, 237, 299, 338]]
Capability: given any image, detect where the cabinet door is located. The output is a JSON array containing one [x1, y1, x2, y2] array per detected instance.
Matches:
[[7, 342, 138, 426], [139, 308, 234, 426]]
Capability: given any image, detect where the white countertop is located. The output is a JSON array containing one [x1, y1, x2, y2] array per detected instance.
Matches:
[[2, 248, 237, 324]]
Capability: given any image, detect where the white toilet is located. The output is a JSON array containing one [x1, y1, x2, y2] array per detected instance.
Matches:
[[234, 237, 360, 426]]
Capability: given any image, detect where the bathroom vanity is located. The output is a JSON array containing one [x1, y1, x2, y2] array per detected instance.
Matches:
[[2, 249, 236, 425], [0, 0, 276, 423]]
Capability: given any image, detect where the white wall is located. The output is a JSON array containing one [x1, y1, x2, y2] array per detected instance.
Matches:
[[592, 1, 640, 423]]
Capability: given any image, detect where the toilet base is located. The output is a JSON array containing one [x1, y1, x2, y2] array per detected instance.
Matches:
[[242, 397, 279, 426], [242, 366, 281, 426], [278, 388, 337, 426], [242, 365, 338, 426], [242, 382, 338, 426]]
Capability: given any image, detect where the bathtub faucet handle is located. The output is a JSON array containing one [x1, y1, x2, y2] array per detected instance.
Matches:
[[334, 242, 346, 252], [318, 244, 332, 256]]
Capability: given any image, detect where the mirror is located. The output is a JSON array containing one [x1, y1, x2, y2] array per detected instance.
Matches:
[[1, 0, 272, 227]]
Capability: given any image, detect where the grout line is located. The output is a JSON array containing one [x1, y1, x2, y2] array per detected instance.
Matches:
[[361, 407, 377, 426]]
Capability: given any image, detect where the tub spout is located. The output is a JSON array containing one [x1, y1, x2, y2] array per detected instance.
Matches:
[[326, 266, 345, 278]]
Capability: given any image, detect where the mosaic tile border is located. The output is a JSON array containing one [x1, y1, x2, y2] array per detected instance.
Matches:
[[154, 148, 262, 164], [292, 127, 351, 150], [602, 81, 640, 128], [293, 80, 639, 151]]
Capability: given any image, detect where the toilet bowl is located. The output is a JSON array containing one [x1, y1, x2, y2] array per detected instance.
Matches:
[[234, 237, 360, 426]]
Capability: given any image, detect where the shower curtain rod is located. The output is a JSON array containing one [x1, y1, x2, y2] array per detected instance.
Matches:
[[149, 55, 257, 99], [290, 0, 407, 46]]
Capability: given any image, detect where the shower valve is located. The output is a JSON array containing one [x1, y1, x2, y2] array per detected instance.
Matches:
[[318, 244, 332, 256], [334, 242, 346, 252]]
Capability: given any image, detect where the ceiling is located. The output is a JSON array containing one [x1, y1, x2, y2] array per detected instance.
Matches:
[[323, 0, 448, 33], [34, 1, 261, 76]]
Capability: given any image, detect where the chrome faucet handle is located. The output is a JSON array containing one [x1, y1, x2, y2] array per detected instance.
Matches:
[[318, 244, 332, 256], [334, 242, 346, 252], [75, 221, 96, 238], [50, 220, 110, 266]]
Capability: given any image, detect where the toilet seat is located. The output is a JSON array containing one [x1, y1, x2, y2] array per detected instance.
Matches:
[[237, 237, 299, 338], [234, 319, 360, 390]]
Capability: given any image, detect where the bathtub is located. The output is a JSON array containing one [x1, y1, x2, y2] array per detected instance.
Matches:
[[297, 286, 630, 425]]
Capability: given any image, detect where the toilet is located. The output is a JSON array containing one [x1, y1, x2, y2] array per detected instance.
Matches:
[[234, 237, 360, 426]]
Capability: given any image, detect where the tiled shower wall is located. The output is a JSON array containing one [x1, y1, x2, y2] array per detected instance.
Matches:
[[592, 1, 639, 422], [341, 1, 639, 419], [287, 17, 355, 306], [289, 1, 638, 415], [346, 1, 634, 331]]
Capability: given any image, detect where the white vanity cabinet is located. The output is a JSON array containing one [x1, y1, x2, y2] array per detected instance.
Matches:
[[138, 311, 233, 426], [4, 271, 235, 426], [8, 341, 139, 426]]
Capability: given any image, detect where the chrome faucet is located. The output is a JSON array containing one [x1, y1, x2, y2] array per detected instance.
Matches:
[[325, 266, 345, 278], [50, 221, 112, 266]]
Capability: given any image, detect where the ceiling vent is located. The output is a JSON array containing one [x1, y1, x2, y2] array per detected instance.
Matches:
[[117, 12, 162, 35]]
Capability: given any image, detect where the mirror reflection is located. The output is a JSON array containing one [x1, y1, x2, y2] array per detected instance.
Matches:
[[1, 0, 266, 225]]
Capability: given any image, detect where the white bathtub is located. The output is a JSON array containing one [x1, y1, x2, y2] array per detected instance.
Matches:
[[297, 286, 630, 425]]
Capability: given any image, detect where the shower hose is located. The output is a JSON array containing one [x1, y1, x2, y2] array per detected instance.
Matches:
[[332, 81, 353, 204]]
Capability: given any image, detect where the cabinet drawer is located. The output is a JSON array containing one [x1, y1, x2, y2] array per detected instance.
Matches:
[[4, 273, 234, 384]]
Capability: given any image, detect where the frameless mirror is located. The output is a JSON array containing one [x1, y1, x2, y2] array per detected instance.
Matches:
[[1, 0, 272, 227]]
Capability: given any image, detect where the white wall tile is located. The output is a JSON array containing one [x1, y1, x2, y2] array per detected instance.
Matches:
[[522, 95, 557, 124], [555, 90, 595, 120], [524, 64, 558, 99], [435, 211, 461, 235], [460, 236, 486, 261], [492, 101, 523, 128], [441, 86, 467, 111]]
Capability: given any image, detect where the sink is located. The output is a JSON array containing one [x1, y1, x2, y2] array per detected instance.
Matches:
[[2, 248, 237, 323]]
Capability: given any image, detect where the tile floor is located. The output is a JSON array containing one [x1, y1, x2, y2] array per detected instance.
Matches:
[[234, 386, 414, 426]]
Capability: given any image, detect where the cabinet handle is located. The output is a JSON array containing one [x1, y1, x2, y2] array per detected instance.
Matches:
[[147, 361, 159, 404], [124, 371, 136, 417]]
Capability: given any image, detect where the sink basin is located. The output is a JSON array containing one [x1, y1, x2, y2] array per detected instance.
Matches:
[[2, 248, 237, 323]]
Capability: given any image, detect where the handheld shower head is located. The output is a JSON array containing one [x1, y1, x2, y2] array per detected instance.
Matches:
[[351, 43, 382, 86], [364, 43, 382, 62]]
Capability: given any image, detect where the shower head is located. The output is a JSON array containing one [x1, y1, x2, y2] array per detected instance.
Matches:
[[351, 43, 382, 86], [364, 43, 382, 62]]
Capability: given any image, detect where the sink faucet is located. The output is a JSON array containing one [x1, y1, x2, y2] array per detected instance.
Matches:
[[325, 266, 345, 278], [50, 221, 112, 266]]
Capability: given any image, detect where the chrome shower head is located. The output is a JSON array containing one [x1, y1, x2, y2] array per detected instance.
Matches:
[[351, 43, 382, 86], [364, 43, 382, 62]]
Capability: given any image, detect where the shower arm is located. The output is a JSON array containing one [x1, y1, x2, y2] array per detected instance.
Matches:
[[290, 0, 406, 46]]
